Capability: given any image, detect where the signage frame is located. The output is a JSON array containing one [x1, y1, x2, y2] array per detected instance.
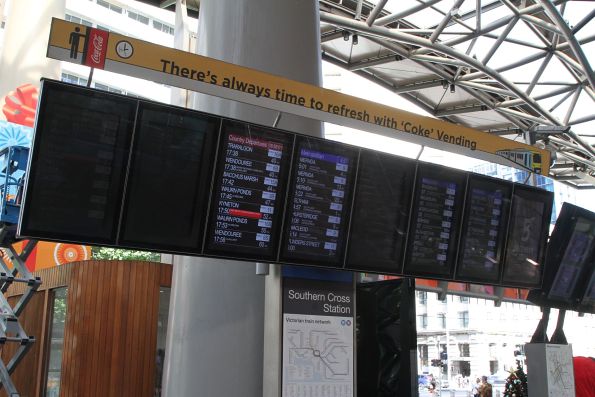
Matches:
[[46, 17, 551, 175]]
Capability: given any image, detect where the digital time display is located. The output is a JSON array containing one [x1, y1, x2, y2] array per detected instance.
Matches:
[[205, 121, 292, 259], [281, 138, 357, 266]]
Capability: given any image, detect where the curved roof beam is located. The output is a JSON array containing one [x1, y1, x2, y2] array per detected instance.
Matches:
[[320, 11, 561, 125], [536, 0, 595, 92]]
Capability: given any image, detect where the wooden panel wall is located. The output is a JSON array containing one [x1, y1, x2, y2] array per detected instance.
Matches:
[[60, 260, 168, 397], [0, 260, 171, 397]]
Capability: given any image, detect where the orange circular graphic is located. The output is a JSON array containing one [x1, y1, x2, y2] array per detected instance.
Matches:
[[54, 244, 89, 265]]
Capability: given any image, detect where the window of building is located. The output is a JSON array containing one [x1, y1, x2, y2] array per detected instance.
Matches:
[[128, 11, 149, 25], [459, 311, 469, 328], [61, 73, 88, 87], [97, 0, 122, 14], [65, 14, 92, 27], [490, 360, 499, 374], [458, 343, 470, 357], [418, 344, 428, 367], [514, 344, 525, 357], [93, 82, 122, 94], [417, 291, 427, 305], [489, 343, 497, 358], [1, 21, 5, 29], [155, 287, 170, 396], [418, 313, 428, 329], [153, 20, 174, 35], [45, 288, 68, 397], [438, 313, 446, 329], [459, 296, 470, 303]]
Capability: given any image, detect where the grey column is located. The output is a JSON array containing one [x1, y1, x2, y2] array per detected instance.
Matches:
[[0, 0, 64, 100], [162, 1, 322, 396]]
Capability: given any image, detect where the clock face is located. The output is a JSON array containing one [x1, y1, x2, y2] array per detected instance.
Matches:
[[115, 40, 134, 59]]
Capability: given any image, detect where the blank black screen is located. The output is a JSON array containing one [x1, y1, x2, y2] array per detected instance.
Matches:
[[119, 103, 219, 251], [20, 80, 135, 243], [346, 150, 415, 273]]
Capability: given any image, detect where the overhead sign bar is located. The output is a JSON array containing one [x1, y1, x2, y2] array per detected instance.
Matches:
[[46, 18, 550, 175]]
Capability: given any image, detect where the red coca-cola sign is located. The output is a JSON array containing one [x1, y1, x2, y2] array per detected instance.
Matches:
[[84, 28, 109, 69]]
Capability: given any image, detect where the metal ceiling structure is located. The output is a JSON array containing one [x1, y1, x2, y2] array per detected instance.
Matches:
[[150, 0, 595, 188]]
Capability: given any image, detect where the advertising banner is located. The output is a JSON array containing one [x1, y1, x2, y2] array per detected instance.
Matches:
[[282, 275, 354, 397], [46, 18, 550, 174]]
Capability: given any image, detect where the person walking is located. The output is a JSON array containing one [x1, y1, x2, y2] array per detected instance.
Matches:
[[479, 376, 493, 397], [472, 377, 481, 397]]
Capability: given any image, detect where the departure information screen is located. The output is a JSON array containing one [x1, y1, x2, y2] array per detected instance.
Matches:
[[501, 185, 552, 287], [20, 80, 558, 289], [20, 82, 135, 243], [206, 122, 293, 259], [346, 150, 415, 273], [281, 138, 357, 266], [456, 176, 511, 283], [404, 164, 466, 278], [120, 104, 218, 251], [579, 272, 595, 312], [548, 217, 595, 301]]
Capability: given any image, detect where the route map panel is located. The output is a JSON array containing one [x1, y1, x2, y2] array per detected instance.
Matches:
[[280, 137, 357, 267], [205, 121, 293, 259], [456, 175, 512, 283], [404, 163, 467, 278], [282, 276, 354, 397]]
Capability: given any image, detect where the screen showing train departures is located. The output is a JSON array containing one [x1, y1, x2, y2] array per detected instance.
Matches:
[[346, 150, 416, 273], [578, 270, 595, 313], [205, 121, 293, 259], [501, 185, 553, 288], [455, 176, 512, 283], [548, 216, 595, 302], [404, 163, 467, 278], [281, 137, 357, 266]]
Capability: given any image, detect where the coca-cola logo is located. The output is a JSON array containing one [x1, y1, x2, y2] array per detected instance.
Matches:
[[91, 34, 104, 65]]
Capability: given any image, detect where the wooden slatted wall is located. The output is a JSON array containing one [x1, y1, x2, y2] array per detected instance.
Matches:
[[60, 260, 168, 397], [0, 260, 172, 397]]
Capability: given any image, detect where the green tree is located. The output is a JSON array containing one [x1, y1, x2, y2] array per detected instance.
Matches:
[[91, 246, 161, 262]]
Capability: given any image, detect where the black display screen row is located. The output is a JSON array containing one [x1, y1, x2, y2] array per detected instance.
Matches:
[[19, 80, 554, 288]]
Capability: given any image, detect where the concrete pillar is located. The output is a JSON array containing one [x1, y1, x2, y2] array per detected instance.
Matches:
[[162, 1, 322, 396], [0, 0, 64, 109]]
